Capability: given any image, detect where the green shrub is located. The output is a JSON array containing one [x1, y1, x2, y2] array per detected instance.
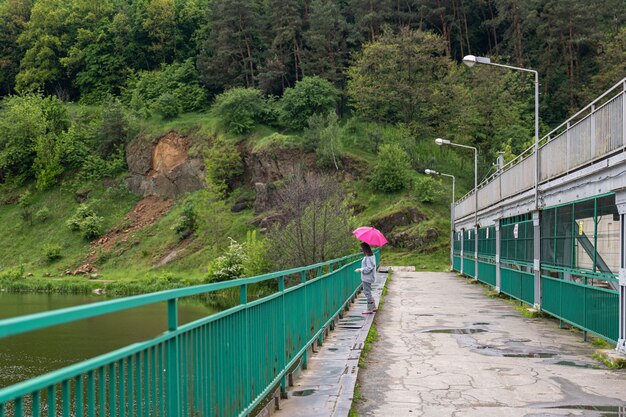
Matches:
[[280, 77, 338, 130], [125, 59, 207, 112], [67, 204, 96, 231], [35, 207, 50, 222], [66, 204, 105, 240], [207, 238, 246, 282], [0, 265, 24, 281], [205, 136, 243, 194], [151, 93, 182, 120], [212, 87, 268, 134], [242, 231, 270, 277], [18, 191, 34, 225], [43, 243, 62, 261], [414, 175, 442, 203], [172, 202, 199, 240], [371, 143, 412, 193], [80, 214, 105, 240]]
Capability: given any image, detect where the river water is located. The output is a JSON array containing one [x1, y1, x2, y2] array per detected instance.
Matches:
[[0, 292, 217, 389]]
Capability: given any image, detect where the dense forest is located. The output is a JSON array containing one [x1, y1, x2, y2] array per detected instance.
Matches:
[[0, 0, 624, 182], [0, 0, 624, 288]]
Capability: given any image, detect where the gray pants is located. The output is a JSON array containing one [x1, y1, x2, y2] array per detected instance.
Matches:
[[363, 281, 376, 311]]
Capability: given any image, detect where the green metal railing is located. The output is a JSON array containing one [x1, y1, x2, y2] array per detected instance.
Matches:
[[541, 274, 619, 342], [453, 256, 462, 272], [500, 264, 535, 305], [476, 261, 496, 287], [0, 250, 379, 417], [462, 257, 475, 278]]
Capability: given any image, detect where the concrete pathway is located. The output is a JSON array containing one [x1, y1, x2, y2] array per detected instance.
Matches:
[[275, 271, 388, 417], [356, 271, 626, 417]]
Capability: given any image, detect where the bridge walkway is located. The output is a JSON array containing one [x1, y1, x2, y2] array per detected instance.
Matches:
[[355, 271, 626, 417]]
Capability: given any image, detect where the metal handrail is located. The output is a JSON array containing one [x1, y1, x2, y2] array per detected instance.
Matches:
[[0, 249, 380, 417], [454, 77, 626, 209]]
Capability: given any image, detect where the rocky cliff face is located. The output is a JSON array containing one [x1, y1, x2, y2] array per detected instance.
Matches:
[[126, 132, 205, 198]]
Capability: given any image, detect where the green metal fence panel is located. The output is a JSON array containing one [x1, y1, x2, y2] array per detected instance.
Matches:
[[477, 226, 496, 259], [453, 256, 461, 272], [541, 275, 619, 342], [0, 251, 373, 417], [463, 229, 475, 256], [477, 261, 496, 287], [500, 219, 534, 264], [462, 257, 475, 278], [453, 231, 462, 255], [541, 194, 619, 277], [500, 265, 534, 305]]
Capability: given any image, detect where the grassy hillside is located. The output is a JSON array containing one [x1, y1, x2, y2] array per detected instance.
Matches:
[[0, 110, 463, 292]]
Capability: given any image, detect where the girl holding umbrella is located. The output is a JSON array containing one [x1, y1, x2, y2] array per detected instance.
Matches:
[[353, 227, 388, 314]]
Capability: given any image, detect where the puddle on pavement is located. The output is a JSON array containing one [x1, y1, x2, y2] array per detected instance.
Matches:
[[544, 405, 626, 414], [472, 322, 490, 326], [292, 389, 316, 397], [425, 328, 487, 334], [554, 360, 600, 369], [503, 352, 557, 358], [328, 348, 338, 351]]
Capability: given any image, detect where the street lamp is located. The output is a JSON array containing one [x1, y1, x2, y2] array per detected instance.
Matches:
[[435, 138, 478, 230], [462, 54, 540, 209], [426, 169, 455, 270]]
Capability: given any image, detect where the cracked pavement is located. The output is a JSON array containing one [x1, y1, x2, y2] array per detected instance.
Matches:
[[356, 271, 626, 417]]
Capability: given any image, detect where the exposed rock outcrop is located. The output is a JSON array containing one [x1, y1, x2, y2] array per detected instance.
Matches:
[[388, 227, 439, 250], [126, 132, 205, 198], [371, 208, 427, 234]]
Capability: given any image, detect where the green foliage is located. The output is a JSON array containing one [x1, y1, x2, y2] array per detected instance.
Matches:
[[212, 87, 269, 134], [43, 243, 62, 261], [242, 231, 270, 277], [34, 207, 50, 223], [280, 77, 338, 130], [205, 136, 243, 194], [314, 113, 343, 169], [207, 233, 270, 282], [66, 204, 104, 240], [151, 93, 182, 120], [371, 144, 412, 193], [0, 265, 24, 281], [172, 202, 199, 240], [347, 28, 448, 125], [79, 148, 128, 181], [0, 95, 69, 180], [97, 97, 138, 157], [127, 59, 207, 113], [207, 238, 246, 282], [18, 191, 34, 225], [80, 214, 105, 240], [413, 176, 442, 203]]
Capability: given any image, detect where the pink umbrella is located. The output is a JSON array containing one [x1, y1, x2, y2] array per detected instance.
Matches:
[[353, 226, 388, 247]]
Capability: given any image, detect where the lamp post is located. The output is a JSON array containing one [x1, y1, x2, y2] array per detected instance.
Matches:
[[436, 138, 478, 279], [462, 55, 539, 210], [425, 169, 455, 270], [435, 138, 478, 230]]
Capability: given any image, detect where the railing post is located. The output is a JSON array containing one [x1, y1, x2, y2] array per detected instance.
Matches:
[[475, 225, 479, 281], [616, 193, 626, 354], [301, 271, 308, 369], [278, 276, 288, 398], [533, 211, 541, 310], [590, 104, 596, 158], [166, 299, 181, 417], [495, 222, 501, 292], [240, 284, 250, 405], [460, 229, 464, 275], [622, 80, 626, 148]]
